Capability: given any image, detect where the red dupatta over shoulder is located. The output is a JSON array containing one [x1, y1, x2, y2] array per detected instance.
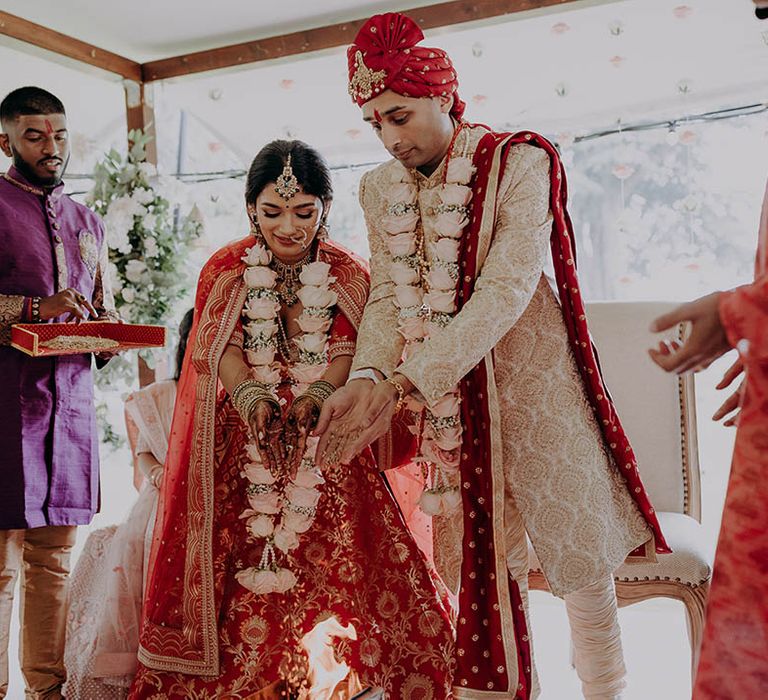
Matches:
[[137, 237, 370, 675], [451, 130, 669, 698]]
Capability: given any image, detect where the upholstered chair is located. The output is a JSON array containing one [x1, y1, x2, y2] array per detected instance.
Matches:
[[528, 301, 711, 679]]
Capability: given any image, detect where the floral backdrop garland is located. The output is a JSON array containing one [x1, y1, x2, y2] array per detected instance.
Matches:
[[87, 129, 203, 446]]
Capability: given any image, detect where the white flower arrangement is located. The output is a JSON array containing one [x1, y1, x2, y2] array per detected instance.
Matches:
[[87, 130, 202, 331], [88, 130, 203, 448]]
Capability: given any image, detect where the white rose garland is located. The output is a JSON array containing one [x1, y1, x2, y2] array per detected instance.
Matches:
[[386, 130, 475, 517], [235, 244, 338, 595]]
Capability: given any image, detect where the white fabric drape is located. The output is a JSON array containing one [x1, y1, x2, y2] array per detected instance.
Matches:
[[63, 381, 176, 699]]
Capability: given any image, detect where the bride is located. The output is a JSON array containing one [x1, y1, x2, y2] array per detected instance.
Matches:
[[129, 140, 454, 699]]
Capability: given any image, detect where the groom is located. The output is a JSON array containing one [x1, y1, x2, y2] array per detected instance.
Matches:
[[317, 12, 668, 699]]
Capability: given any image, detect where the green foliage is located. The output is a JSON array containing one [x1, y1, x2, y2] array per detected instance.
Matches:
[[95, 399, 125, 450], [88, 129, 202, 443], [87, 129, 202, 330]]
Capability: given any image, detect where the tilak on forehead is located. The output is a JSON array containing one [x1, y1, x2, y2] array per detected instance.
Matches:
[[347, 12, 466, 121], [44, 119, 54, 134]]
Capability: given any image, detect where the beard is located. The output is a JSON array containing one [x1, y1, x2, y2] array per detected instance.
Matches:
[[11, 145, 69, 188]]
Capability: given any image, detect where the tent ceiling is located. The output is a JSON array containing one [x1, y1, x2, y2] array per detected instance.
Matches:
[[0, 0, 765, 172], [0, 0, 476, 63], [147, 0, 768, 167]]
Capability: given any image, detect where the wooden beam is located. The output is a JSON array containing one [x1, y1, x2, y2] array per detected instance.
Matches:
[[123, 78, 158, 388], [0, 10, 141, 81], [142, 0, 581, 81]]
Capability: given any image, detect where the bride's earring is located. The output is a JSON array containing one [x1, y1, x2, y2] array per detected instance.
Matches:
[[248, 209, 264, 243], [318, 218, 330, 241]]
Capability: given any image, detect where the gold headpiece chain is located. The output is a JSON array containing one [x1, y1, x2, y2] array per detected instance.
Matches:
[[274, 154, 300, 201]]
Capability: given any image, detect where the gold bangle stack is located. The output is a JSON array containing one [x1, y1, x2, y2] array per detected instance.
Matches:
[[296, 379, 336, 412], [385, 377, 406, 413], [231, 379, 278, 423]]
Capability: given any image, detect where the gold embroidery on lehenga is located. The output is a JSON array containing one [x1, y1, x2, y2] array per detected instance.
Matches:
[[134, 245, 456, 697]]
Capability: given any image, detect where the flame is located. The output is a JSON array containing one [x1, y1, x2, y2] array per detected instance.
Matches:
[[301, 617, 358, 700]]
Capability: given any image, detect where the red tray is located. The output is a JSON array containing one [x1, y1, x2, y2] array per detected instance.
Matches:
[[11, 321, 166, 357]]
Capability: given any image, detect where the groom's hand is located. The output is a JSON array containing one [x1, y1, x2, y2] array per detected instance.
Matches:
[[315, 379, 374, 467], [341, 374, 413, 463]]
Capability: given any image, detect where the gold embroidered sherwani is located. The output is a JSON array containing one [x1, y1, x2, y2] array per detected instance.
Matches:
[[352, 124, 651, 599]]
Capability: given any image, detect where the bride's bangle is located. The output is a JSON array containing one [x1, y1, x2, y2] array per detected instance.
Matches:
[[231, 379, 278, 423], [296, 379, 336, 412]]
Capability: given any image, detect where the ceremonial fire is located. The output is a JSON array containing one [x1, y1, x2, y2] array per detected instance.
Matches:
[[301, 616, 358, 699], [251, 616, 383, 699]]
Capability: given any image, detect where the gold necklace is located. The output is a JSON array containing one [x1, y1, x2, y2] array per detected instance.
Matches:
[[271, 248, 313, 307], [275, 313, 295, 364]]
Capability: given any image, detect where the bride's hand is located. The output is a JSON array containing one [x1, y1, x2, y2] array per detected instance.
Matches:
[[248, 400, 284, 473], [283, 397, 319, 479]]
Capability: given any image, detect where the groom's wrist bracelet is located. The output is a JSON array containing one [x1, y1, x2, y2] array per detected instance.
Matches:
[[385, 377, 406, 413]]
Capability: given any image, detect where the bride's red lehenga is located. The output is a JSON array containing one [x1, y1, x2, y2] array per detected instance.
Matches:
[[129, 237, 454, 699]]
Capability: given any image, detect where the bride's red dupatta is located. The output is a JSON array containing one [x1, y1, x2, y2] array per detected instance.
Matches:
[[137, 238, 369, 675]]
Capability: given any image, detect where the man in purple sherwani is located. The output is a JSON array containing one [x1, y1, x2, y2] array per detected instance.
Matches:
[[0, 87, 118, 700]]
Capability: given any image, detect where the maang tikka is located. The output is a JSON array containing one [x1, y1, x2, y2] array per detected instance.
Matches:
[[274, 154, 300, 201]]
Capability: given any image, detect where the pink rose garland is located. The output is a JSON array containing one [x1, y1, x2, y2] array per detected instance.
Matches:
[[235, 245, 337, 594], [386, 135, 476, 516]]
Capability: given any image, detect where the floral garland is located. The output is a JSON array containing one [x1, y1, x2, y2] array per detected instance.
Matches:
[[384, 128, 475, 516], [234, 242, 338, 595]]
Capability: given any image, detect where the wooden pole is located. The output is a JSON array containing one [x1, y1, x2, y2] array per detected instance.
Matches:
[[123, 80, 158, 386], [124, 80, 158, 165]]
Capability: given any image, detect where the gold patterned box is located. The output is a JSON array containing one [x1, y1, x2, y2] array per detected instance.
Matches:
[[11, 321, 166, 357]]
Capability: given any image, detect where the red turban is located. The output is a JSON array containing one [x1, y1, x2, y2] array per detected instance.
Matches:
[[347, 12, 466, 120]]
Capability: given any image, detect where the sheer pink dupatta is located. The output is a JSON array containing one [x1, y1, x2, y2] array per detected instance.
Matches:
[[90, 381, 177, 682]]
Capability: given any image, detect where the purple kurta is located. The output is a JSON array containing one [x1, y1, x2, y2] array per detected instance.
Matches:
[[0, 166, 116, 529]]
